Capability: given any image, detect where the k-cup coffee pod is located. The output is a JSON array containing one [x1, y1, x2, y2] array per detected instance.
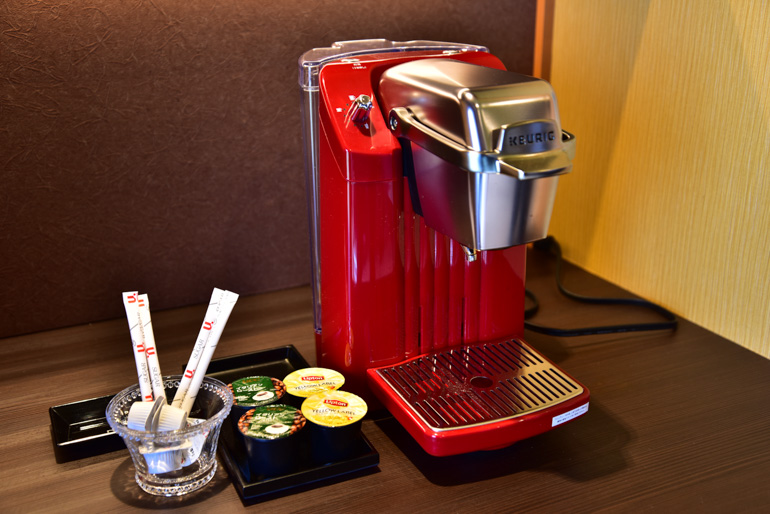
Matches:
[[228, 376, 286, 419], [282, 367, 344, 407], [301, 390, 367, 463], [237, 405, 306, 477]]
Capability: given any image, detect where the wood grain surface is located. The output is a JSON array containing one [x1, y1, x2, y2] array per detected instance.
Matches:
[[547, 0, 770, 358], [2, 247, 769, 512]]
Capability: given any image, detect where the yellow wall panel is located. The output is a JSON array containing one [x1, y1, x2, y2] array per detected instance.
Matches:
[[548, 0, 769, 357]]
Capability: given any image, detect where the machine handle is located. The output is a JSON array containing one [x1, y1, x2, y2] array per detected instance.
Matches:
[[388, 107, 574, 181]]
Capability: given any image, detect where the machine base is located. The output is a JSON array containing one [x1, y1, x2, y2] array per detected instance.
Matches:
[[367, 338, 590, 456]]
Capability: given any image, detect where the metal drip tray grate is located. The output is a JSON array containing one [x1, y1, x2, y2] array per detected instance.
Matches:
[[374, 339, 584, 431]]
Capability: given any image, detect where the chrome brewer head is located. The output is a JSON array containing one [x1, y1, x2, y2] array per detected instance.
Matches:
[[379, 59, 575, 256]]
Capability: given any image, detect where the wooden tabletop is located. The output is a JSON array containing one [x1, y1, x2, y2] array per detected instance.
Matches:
[[3, 247, 769, 512]]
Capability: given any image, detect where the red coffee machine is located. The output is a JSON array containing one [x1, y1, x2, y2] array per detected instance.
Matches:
[[299, 40, 589, 456]]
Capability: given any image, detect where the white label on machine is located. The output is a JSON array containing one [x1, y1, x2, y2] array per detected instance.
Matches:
[[552, 403, 589, 427]]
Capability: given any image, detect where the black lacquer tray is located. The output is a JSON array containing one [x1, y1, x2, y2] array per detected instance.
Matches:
[[49, 394, 125, 463], [48, 345, 379, 503]]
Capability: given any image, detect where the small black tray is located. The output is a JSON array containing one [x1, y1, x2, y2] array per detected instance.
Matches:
[[46, 346, 314, 463], [49, 394, 124, 463], [48, 345, 379, 501], [207, 346, 380, 504]]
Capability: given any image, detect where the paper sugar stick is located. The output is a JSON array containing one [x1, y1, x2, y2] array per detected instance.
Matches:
[[171, 288, 226, 410], [137, 294, 166, 402], [122, 291, 154, 402], [178, 289, 239, 415]]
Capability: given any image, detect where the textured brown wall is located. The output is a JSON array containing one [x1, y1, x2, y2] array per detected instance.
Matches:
[[0, 0, 536, 338]]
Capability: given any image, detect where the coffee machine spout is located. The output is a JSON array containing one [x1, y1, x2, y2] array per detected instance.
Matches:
[[461, 244, 478, 262]]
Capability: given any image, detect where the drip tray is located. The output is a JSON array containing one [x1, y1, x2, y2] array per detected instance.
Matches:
[[367, 339, 590, 456]]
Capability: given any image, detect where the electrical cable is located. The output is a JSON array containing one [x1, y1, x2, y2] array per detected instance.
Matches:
[[523, 236, 678, 337]]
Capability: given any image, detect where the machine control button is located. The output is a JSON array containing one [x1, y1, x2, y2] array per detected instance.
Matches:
[[346, 94, 373, 123]]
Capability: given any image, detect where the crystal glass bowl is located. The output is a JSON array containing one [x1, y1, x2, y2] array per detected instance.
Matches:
[[106, 375, 233, 496]]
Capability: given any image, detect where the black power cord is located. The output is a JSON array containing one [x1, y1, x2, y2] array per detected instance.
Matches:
[[524, 236, 678, 337]]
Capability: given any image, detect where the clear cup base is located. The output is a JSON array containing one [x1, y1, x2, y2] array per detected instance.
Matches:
[[135, 460, 217, 496]]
